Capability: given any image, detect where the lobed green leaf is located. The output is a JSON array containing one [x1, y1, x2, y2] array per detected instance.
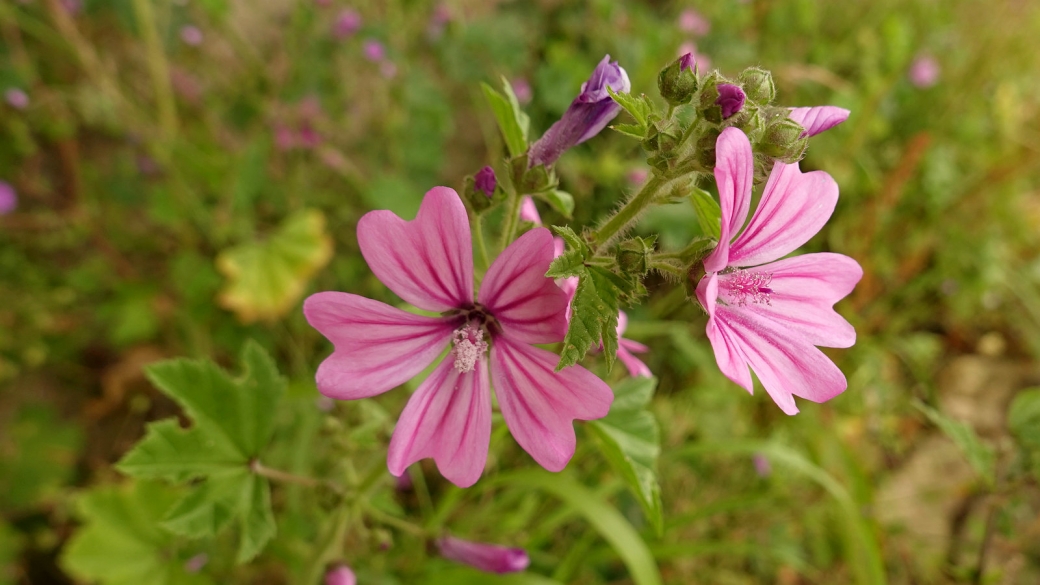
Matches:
[[588, 377, 663, 536]]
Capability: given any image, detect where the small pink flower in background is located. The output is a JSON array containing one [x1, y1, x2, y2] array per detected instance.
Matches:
[[787, 106, 851, 138], [60, 0, 82, 15], [519, 196, 541, 225], [677, 41, 711, 72], [394, 468, 413, 491], [438, 536, 530, 574], [616, 312, 652, 378], [512, 78, 533, 105], [379, 61, 398, 79], [183, 553, 208, 574], [5, 88, 29, 110], [304, 188, 612, 487], [627, 167, 649, 186], [696, 128, 862, 414], [324, 565, 357, 585], [474, 166, 497, 197], [179, 25, 203, 46], [678, 8, 710, 36], [275, 96, 325, 151], [752, 453, 772, 477], [169, 67, 203, 104], [333, 9, 362, 39], [427, 3, 452, 40], [908, 54, 940, 88], [0, 181, 18, 216], [363, 39, 386, 62], [716, 84, 746, 119], [314, 0, 332, 6]]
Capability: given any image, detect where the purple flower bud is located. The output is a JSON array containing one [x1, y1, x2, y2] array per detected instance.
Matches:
[[474, 166, 496, 197], [678, 9, 710, 36], [715, 84, 746, 119], [438, 536, 530, 574], [5, 88, 29, 110], [333, 9, 362, 39], [394, 469, 413, 491], [0, 181, 17, 216], [678, 42, 711, 71], [519, 196, 541, 225], [325, 565, 357, 585], [678, 52, 696, 73], [908, 54, 939, 88], [363, 39, 386, 62], [180, 25, 203, 46], [528, 55, 630, 167]]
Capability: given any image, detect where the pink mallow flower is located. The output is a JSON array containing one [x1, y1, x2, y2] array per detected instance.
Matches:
[[696, 128, 862, 414], [787, 106, 851, 138], [678, 8, 711, 36], [333, 9, 362, 39], [438, 536, 530, 574], [519, 196, 541, 225], [616, 311, 651, 378], [304, 187, 612, 487]]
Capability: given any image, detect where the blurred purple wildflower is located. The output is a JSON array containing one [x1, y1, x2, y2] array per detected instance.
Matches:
[[325, 565, 357, 585], [438, 536, 530, 574], [180, 25, 203, 46], [475, 166, 496, 197], [60, 0, 82, 15], [908, 54, 940, 88], [333, 9, 362, 39], [716, 84, 746, 119], [627, 167, 649, 186], [0, 181, 17, 216], [5, 89, 29, 110], [511, 78, 533, 105], [528, 55, 630, 167], [678, 8, 711, 36], [184, 553, 208, 574], [363, 39, 386, 62], [427, 3, 452, 40], [753, 453, 772, 477]]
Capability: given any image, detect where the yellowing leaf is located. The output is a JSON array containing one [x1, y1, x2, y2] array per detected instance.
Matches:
[[216, 209, 333, 323]]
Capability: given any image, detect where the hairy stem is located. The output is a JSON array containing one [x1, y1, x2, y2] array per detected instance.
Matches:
[[251, 460, 326, 490], [592, 175, 669, 251]]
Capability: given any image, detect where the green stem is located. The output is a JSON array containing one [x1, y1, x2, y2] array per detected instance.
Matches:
[[473, 212, 491, 272], [131, 0, 178, 140], [592, 175, 669, 251], [302, 500, 353, 585], [650, 260, 685, 279], [499, 188, 524, 252], [366, 507, 428, 538]]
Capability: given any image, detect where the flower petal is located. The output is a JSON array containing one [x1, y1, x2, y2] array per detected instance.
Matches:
[[618, 345, 652, 377], [357, 186, 474, 312], [490, 337, 612, 471], [478, 228, 568, 344], [711, 305, 848, 414], [387, 357, 491, 488], [788, 106, 850, 137], [304, 292, 456, 399], [728, 162, 838, 267], [722, 253, 862, 348], [704, 127, 754, 273], [699, 274, 755, 393]]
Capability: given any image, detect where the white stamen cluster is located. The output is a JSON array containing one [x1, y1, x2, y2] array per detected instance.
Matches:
[[451, 326, 488, 373], [723, 269, 774, 306]]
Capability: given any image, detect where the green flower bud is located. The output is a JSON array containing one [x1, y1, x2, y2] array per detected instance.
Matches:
[[694, 129, 722, 170], [657, 53, 699, 106], [738, 67, 776, 104], [759, 117, 809, 163], [615, 236, 656, 277]]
